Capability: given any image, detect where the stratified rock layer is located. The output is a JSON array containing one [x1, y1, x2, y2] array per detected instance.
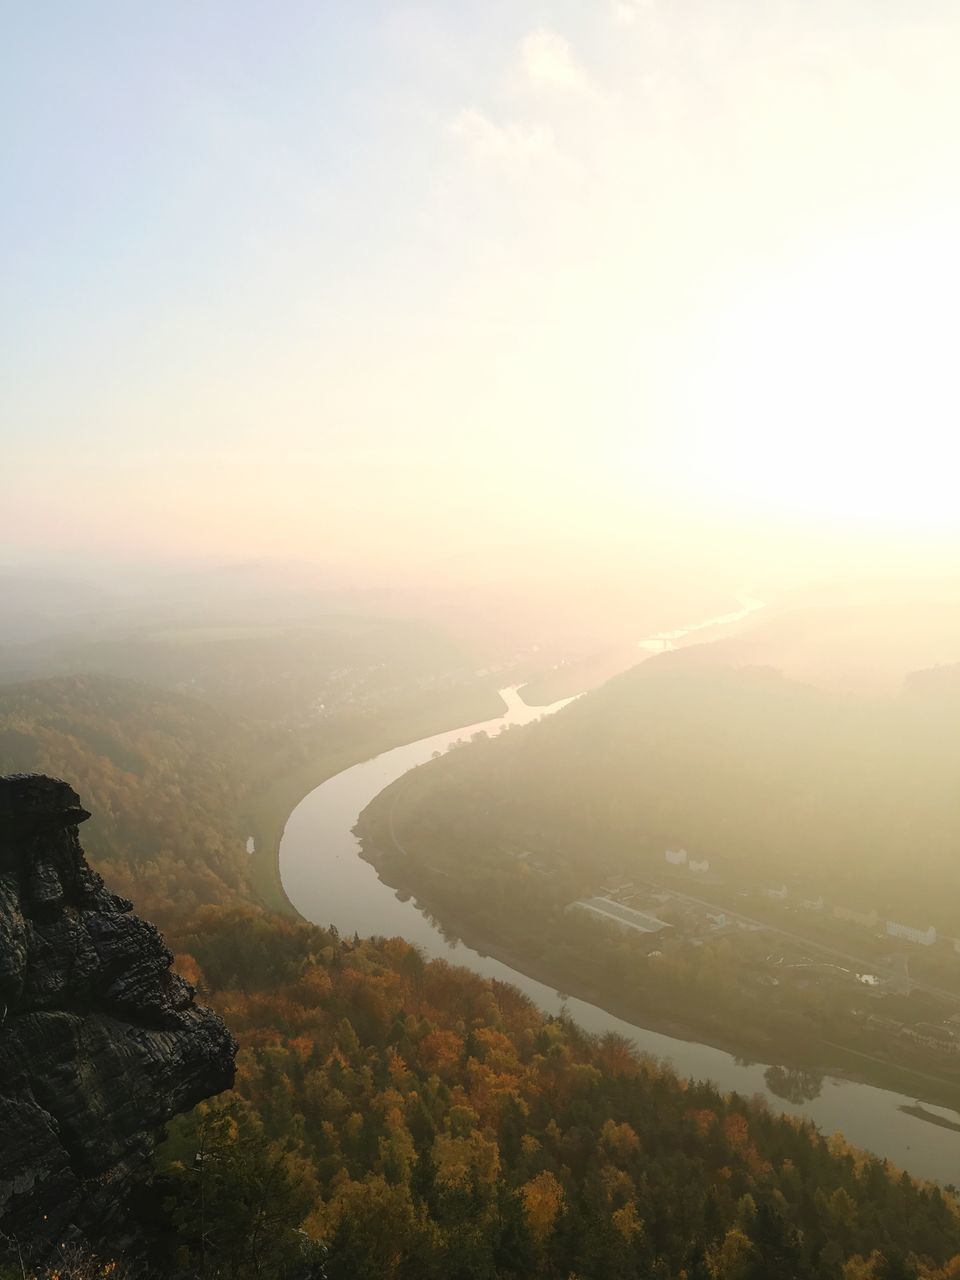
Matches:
[[0, 774, 236, 1245]]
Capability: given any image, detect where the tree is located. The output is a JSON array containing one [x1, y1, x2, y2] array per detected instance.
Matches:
[[521, 1171, 566, 1246], [321, 1176, 427, 1280], [164, 1101, 316, 1278], [706, 1227, 755, 1280]]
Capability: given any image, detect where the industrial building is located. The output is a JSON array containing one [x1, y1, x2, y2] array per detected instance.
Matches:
[[567, 897, 671, 937]]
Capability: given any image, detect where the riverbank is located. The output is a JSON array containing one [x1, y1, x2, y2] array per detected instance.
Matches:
[[357, 836, 960, 1117], [241, 682, 510, 915]]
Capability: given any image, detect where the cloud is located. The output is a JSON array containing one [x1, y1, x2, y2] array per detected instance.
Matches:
[[518, 29, 590, 94], [443, 28, 592, 183], [446, 108, 577, 182], [448, 108, 551, 163], [610, 0, 654, 26]]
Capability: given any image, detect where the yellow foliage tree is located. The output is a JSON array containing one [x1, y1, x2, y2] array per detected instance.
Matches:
[[432, 1131, 501, 1191], [830, 1186, 858, 1230], [612, 1200, 644, 1243], [705, 1226, 755, 1280], [522, 1170, 565, 1245], [842, 1252, 882, 1280], [600, 1118, 641, 1162]]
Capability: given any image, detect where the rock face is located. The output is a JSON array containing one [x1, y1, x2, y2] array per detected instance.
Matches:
[[0, 774, 236, 1246]]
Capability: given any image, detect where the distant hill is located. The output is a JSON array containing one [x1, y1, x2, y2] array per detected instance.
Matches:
[[0, 614, 479, 724], [904, 661, 960, 702], [363, 661, 960, 920], [653, 598, 960, 695]]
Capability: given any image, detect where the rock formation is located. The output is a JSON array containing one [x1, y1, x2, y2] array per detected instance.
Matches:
[[0, 774, 236, 1248]]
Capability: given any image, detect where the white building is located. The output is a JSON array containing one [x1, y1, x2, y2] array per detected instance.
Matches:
[[665, 849, 688, 866], [567, 897, 671, 938], [764, 885, 788, 902], [886, 920, 937, 947], [688, 858, 710, 874]]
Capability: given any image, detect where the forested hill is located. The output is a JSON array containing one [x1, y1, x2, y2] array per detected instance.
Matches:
[[153, 907, 960, 1279], [9, 672, 960, 1277], [368, 662, 960, 906], [0, 665, 508, 929], [0, 675, 253, 923]]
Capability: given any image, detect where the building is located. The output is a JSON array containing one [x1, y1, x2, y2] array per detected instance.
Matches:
[[665, 849, 687, 866], [801, 896, 824, 911], [764, 885, 788, 902], [914, 1022, 960, 1049], [567, 897, 671, 938], [688, 858, 710, 874], [885, 920, 936, 947]]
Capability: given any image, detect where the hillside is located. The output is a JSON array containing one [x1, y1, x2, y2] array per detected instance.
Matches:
[[0, 675, 254, 924], [0, 668, 506, 928], [0, 613, 490, 725], [361, 663, 960, 916], [354, 663, 960, 1099], [4, 696, 960, 1276], [12, 774, 960, 1277], [150, 906, 960, 1279]]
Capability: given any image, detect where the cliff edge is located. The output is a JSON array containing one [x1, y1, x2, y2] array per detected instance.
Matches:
[[0, 774, 236, 1247]]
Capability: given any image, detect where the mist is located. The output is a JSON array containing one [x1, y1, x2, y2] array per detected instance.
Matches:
[[5, 3, 960, 1273]]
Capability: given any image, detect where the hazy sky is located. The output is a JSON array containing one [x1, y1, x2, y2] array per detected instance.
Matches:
[[4, 2, 960, 585]]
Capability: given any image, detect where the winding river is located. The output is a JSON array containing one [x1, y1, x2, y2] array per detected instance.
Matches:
[[280, 689, 960, 1187]]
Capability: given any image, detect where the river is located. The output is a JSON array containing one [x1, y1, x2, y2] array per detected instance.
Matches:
[[279, 691, 960, 1187]]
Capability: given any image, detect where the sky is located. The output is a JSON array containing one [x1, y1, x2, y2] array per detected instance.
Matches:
[[3, 1, 960, 590]]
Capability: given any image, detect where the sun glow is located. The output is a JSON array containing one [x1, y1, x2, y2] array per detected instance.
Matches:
[[673, 224, 960, 531]]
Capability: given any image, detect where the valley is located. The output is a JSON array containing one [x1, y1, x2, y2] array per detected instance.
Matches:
[[280, 687, 960, 1185]]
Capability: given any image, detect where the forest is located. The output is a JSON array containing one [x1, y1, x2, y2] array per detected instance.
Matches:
[[5, 672, 960, 1277], [0, 670, 502, 926], [366, 663, 960, 905], [357, 662, 960, 937], [0, 614, 486, 725], [0, 675, 254, 923], [144, 906, 960, 1279]]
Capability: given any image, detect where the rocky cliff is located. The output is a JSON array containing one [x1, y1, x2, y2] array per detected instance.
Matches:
[[0, 774, 236, 1248]]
